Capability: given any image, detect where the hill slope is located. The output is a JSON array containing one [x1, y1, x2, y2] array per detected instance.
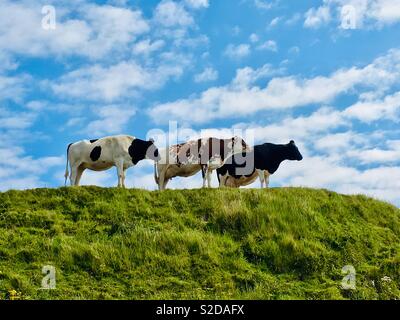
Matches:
[[0, 187, 399, 300]]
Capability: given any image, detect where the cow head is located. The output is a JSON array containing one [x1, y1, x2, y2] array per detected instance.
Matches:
[[129, 138, 161, 165], [286, 140, 303, 161], [146, 138, 161, 161], [231, 136, 250, 154]]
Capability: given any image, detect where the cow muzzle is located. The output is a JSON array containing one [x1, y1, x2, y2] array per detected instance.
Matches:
[[147, 145, 161, 161]]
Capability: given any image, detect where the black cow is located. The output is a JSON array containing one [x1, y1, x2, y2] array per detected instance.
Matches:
[[217, 140, 303, 188]]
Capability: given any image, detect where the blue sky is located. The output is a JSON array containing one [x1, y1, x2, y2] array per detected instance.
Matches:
[[0, 0, 399, 205]]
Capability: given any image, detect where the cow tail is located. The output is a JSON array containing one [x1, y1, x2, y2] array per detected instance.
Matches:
[[154, 161, 159, 185], [64, 143, 72, 186]]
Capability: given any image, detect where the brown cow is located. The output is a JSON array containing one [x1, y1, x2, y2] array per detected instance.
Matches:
[[154, 137, 249, 190]]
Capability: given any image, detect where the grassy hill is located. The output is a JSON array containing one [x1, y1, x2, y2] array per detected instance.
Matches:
[[0, 187, 399, 300]]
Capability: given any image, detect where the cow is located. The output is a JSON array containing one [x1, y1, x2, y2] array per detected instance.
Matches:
[[154, 137, 249, 190], [64, 135, 160, 187], [217, 140, 303, 188]]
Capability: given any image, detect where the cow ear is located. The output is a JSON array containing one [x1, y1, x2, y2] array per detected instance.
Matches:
[[290, 140, 295, 145], [149, 138, 155, 144]]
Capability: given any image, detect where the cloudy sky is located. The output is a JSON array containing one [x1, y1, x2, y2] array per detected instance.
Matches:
[[0, 0, 399, 206]]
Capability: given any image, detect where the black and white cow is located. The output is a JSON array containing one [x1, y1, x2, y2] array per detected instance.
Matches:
[[217, 140, 303, 188], [64, 135, 160, 187]]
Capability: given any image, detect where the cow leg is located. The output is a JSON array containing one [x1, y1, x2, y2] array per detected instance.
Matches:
[[74, 165, 85, 186], [162, 178, 169, 190], [218, 173, 227, 188], [257, 169, 265, 188], [69, 164, 79, 186], [225, 177, 237, 188], [122, 169, 127, 188], [264, 172, 270, 188], [116, 169, 122, 187], [158, 170, 170, 191], [206, 168, 212, 188], [158, 166, 171, 191], [201, 165, 207, 188], [158, 171, 166, 190], [116, 159, 124, 188]]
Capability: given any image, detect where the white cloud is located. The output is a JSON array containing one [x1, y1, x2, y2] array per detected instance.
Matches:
[[0, 106, 41, 152], [304, 6, 331, 28], [285, 13, 302, 25], [84, 105, 136, 136], [0, 176, 44, 191], [370, 0, 400, 24], [289, 46, 300, 55], [0, 146, 63, 190], [251, 107, 348, 142], [275, 156, 357, 188], [150, 49, 400, 124], [194, 67, 218, 83], [82, 4, 149, 56], [224, 44, 251, 60], [184, 0, 209, 9], [154, 0, 194, 27], [336, 166, 400, 205], [132, 39, 165, 55], [167, 172, 207, 189], [344, 91, 400, 122], [51, 62, 153, 101], [0, 52, 18, 73], [346, 140, 400, 164], [273, 155, 400, 205], [256, 40, 278, 52], [26, 100, 48, 111], [51, 59, 188, 101], [79, 170, 115, 187], [232, 64, 285, 88], [312, 130, 394, 160], [0, 74, 30, 102], [254, 0, 276, 10], [249, 33, 259, 43], [66, 117, 85, 128], [269, 17, 281, 27], [314, 132, 362, 152], [127, 173, 156, 189], [0, 108, 36, 130], [0, 1, 149, 59], [306, 0, 400, 29], [0, 147, 62, 176]]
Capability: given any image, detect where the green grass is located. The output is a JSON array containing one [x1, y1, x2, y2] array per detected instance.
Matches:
[[0, 187, 399, 300]]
